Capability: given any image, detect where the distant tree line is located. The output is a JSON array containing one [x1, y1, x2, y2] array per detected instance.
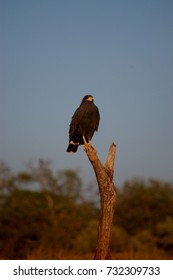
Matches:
[[0, 161, 173, 260]]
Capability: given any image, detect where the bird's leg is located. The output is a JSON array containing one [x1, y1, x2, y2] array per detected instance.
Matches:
[[82, 136, 88, 145], [83, 136, 92, 149]]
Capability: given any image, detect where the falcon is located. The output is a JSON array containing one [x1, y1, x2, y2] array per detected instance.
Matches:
[[66, 95, 100, 152]]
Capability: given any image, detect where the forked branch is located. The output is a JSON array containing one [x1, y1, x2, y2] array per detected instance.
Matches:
[[84, 143, 116, 260]]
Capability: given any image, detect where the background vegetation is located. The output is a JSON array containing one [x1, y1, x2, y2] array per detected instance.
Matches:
[[0, 160, 173, 260]]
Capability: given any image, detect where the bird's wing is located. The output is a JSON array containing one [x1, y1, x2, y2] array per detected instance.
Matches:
[[69, 104, 87, 136], [94, 105, 100, 131]]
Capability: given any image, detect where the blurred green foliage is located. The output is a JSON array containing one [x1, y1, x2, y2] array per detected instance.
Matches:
[[0, 161, 173, 259]]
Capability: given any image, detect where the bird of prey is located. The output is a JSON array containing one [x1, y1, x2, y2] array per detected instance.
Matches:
[[66, 95, 100, 152]]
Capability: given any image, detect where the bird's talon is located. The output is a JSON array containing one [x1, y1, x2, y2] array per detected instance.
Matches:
[[83, 141, 92, 151]]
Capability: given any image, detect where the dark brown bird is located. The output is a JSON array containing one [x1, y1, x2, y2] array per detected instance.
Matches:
[[66, 95, 100, 152]]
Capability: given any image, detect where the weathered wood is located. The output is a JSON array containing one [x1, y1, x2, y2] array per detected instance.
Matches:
[[84, 143, 116, 260]]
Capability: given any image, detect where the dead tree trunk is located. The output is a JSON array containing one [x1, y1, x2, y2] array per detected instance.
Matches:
[[84, 143, 116, 260]]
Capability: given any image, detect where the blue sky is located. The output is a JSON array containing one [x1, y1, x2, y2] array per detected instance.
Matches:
[[1, 0, 173, 186]]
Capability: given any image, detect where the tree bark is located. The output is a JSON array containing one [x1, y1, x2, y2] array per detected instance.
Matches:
[[84, 143, 116, 260]]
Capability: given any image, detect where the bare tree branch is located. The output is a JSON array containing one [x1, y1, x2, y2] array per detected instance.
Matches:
[[84, 143, 116, 260]]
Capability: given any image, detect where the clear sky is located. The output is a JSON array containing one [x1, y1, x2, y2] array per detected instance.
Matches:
[[1, 0, 173, 186]]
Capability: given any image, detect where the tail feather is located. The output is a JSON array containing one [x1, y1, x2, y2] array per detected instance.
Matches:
[[66, 143, 79, 153]]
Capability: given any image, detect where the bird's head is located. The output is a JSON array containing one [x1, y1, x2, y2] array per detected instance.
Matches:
[[82, 95, 94, 103]]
